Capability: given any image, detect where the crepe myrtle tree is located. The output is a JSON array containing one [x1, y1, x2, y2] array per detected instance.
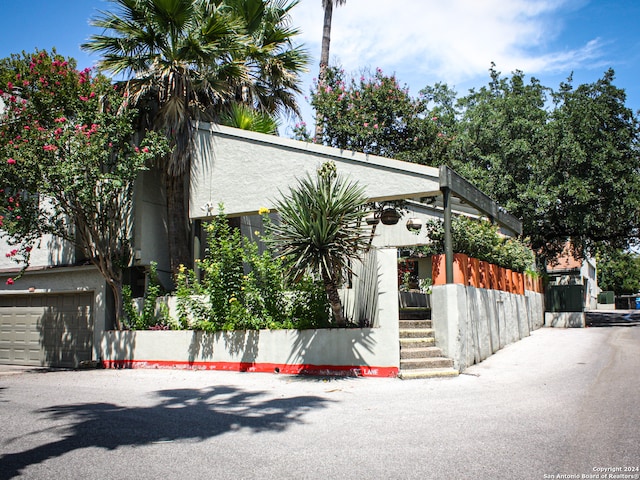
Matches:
[[0, 50, 168, 329], [268, 161, 370, 326]]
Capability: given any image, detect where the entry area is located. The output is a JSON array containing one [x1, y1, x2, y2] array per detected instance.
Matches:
[[0, 292, 93, 367]]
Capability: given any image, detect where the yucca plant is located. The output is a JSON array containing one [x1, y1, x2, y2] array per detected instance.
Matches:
[[269, 161, 370, 326]]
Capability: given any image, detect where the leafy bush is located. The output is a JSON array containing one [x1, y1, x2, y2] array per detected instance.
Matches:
[[417, 217, 535, 273], [175, 206, 330, 331], [122, 262, 175, 330]]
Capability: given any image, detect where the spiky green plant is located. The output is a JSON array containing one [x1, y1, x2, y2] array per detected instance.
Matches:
[[269, 161, 370, 326]]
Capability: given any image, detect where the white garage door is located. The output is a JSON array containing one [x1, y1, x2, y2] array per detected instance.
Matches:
[[0, 292, 93, 367]]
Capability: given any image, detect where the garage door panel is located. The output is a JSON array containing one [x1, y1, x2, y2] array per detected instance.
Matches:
[[0, 293, 93, 367]]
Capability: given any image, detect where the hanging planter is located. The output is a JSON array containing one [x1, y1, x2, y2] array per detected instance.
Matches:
[[365, 213, 380, 225], [380, 208, 401, 225], [405, 217, 422, 232]]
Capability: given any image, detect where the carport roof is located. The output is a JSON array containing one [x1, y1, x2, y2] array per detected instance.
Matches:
[[191, 124, 522, 236]]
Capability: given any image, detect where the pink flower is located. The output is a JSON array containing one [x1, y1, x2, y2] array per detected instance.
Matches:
[[7, 158, 16, 165], [79, 96, 89, 102], [373, 124, 379, 129], [432, 116, 438, 121], [54, 117, 67, 123], [43, 145, 58, 151], [142, 147, 149, 153], [363, 122, 369, 127], [6, 278, 14, 285], [25, 246, 32, 253]]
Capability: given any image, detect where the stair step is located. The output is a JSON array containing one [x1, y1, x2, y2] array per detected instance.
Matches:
[[399, 328, 435, 339], [399, 319, 432, 329], [398, 368, 459, 380], [400, 346, 444, 359], [400, 357, 454, 369], [399, 337, 435, 348], [399, 307, 432, 320]]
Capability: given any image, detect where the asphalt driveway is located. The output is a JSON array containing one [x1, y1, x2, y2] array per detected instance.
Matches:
[[1, 326, 639, 480]]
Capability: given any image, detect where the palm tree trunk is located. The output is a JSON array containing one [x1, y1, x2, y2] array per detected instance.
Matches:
[[165, 171, 192, 273], [316, 0, 335, 140], [322, 270, 346, 326]]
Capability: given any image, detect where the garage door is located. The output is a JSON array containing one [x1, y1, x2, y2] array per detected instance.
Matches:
[[0, 292, 93, 367]]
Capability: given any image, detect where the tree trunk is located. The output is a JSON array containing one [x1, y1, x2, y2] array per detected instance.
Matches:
[[322, 269, 346, 327], [165, 170, 192, 273], [109, 278, 124, 331], [316, 0, 335, 140]]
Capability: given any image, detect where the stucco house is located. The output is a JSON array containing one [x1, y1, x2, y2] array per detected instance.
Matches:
[[0, 124, 544, 376]]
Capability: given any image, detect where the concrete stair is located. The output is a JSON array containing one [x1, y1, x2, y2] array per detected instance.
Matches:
[[398, 308, 458, 380]]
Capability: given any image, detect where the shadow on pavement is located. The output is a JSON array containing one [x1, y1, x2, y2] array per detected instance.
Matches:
[[585, 310, 640, 327], [0, 385, 330, 479]]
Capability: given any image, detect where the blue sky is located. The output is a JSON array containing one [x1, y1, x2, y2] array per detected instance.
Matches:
[[1, 0, 639, 135]]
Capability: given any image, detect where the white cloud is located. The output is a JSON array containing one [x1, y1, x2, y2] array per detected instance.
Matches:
[[290, 0, 604, 85]]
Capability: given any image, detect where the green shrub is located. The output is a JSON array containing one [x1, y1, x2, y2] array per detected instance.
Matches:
[[122, 262, 173, 329], [175, 206, 331, 331], [418, 217, 535, 273]]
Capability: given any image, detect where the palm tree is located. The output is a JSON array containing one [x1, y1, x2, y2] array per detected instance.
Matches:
[[269, 161, 369, 326], [219, 102, 279, 134], [83, 0, 308, 273], [316, 0, 346, 138], [224, 0, 310, 118]]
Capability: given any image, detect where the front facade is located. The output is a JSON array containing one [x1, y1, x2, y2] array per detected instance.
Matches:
[[1, 124, 542, 373]]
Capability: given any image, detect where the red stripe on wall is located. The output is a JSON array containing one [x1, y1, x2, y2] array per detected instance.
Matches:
[[101, 359, 398, 378]]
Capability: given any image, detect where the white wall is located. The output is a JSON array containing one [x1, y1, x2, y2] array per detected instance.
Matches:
[[190, 124, 441, 218], [431, 284, 544, 372]]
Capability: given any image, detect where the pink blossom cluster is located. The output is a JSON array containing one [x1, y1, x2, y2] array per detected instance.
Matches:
[[76, 123, 100, 139]]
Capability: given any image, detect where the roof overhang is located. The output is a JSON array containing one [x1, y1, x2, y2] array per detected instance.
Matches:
[[190, 124, 522, 236]]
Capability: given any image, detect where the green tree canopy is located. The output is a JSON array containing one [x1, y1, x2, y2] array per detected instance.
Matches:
[[596, 248, 640, 295], [454, 68, 640, 263], [306, 64, 640, 265], [302, 66, 450, 161]]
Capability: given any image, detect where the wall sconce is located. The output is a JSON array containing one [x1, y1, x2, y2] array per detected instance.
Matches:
[[200, 202, 214, 215]]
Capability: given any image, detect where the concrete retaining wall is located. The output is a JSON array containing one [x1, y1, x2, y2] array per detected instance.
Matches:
[[99, 248, 401, 377], [544, 312, 585, 328], [100, 327, 399, 377], [431, 284, 544, 372]]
